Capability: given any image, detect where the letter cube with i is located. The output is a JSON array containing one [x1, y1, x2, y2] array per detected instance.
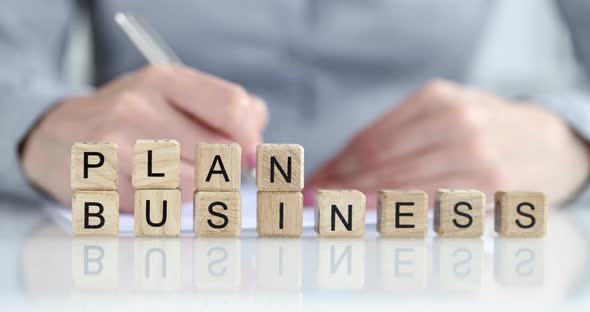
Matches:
[[434, 189, 485, 238], [194, 143, 242, 237], [495, 191, 546, 237], [71, 143, 119, 236], [315, 190, 366, 238], [256, 144, 304, 237], [377, 190, 428, 238], [133, 140, 181, 236]]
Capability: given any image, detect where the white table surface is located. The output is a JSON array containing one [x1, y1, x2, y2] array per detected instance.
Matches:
[[1, 199, 590, 311]]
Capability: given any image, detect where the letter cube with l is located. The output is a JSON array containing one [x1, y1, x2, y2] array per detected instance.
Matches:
[[195, 143, 241, 191], [132, 140, 180, 189], [71, 143, 118, 190], [194, 191, 241, 237], [434, 189, 485, 238], [72, 191, 119, 236], [495, 191, 546, 237], [377, 190, 427, 238], [256, 144, 304, 191], [315, 190, 366, 237]]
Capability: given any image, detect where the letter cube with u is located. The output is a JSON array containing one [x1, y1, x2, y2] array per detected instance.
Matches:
[[134, 189, 181, 236]]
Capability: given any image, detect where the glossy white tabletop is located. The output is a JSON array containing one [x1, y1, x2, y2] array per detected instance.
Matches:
[[1, 200, 590, 311]]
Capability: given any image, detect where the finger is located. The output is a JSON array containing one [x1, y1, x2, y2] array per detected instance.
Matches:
[[179, 160, 194, 203], [135, 64, 264, 147]]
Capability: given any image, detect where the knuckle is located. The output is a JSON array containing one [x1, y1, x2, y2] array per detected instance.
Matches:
[[483, 166, 508, 190], [220, 85, 249, 127], [422, 79, 455, 96], [112, 92, 146, 116], [463, 133, 487, 159], [449, 102, 479, 130], [138, 64, 175, 84]]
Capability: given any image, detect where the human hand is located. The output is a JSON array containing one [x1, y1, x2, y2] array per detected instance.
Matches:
[[307, 80, 590, 207], [21, 64, 268, 212]]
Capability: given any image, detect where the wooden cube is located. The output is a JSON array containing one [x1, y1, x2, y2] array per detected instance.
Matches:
[[377, 190, 427, 238], [495, 191, 546, 237], [256, 144, 304, 191], [132, 140, 180, 189], [257, 192, 303, 237], [72, 191, 119, 236], [194, 191, 241, 237], [315, 190, 366, 237], [195, 143, 241, 191], [71, 143, 118, 190], [434, 189, 485, 238], [134, 189, 181, 237]]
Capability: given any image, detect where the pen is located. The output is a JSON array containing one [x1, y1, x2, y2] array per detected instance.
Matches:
[[114, 12, 257, 182]]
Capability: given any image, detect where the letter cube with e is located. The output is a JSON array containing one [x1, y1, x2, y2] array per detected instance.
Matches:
[[256, 144, 304, 191], [132, 140, 180, 189], [495, 191, 546, 237], [315, 190, 366, 237], [71, 143, 118, 190], [194, 191, 241, 237], [257, 191, 303, 237], [195, 143, 241, 191], [134, 189, 181, 236], [72, 191, 119, 236], [434, 189, 485, 238], [377, 190, 427, 238]]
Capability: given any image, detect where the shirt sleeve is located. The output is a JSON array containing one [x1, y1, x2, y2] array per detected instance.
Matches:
[[0, 0, 87, 202]]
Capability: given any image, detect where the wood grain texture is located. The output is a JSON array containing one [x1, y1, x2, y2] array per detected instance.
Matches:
[[377, 190, 427, 238], [132, 140, 180, 189], [256, 144, 304, 191], [195, 143, 241, 191], [194, 191, 241, 237], [134, 189, 181, 237], [434, 189, 485, 238], [72, 191, 119, 236], [314, 189, 366, 237], [495, 191, 546, 237], [257, 191, 303, 237], [71, 143, 118, 191]]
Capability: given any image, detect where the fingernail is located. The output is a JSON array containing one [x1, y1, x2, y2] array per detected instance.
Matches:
[[246, 147, 257, 169], [302, 187, 316, 206]]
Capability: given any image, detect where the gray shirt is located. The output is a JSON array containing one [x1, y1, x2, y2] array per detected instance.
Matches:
[[1, 0, 590, 202]]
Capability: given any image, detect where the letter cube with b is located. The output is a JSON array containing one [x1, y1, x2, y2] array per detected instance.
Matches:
[[72, 191, 119, 236], [495, 191, 546, 237]]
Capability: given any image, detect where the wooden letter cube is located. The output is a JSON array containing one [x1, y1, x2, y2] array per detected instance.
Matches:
[[377, 190, 427, 238], [434, 189, 485, 238], [71, 143, 118, 190], [134, 189, 181, 236], [72, 191, 119, 236], [256, 144, 304, 191], [194, 191, 241, 237], [315, 190, 365, 237], [257, 192, 303, 237], [495, 191, 546, 237], [195, 143, 241, 191], [132, 140, 180, 189]]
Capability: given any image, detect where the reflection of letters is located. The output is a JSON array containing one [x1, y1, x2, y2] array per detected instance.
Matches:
[[452, 248, 472, 278], [394, 248, 415, 278], [208, 247, 228, 277], [84, 245, 104, 275], [277, 246, 284, 276], [331, 245, 352, 274], [145, 248, 166, 279], [515, 248, 535, 277]]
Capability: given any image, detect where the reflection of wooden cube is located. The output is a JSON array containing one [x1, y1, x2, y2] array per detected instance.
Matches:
[[72, 191, 119, 236], [315, 190, 366, 237], [317, 240, 366, 289], [377, 190, 427, 238], [495, 191, 546, 237], [434, 189, 484, 238], [378, 239, 426, 290], [132, 140, 180, 189], [433, 238, 483, 290], [195, 143, 241, 191], [256, 144, 304, 191], [134, 189, 181, 237], [71, 238, 119, 290], [194, 191, 241, 237], [193, 239, 241, 290], [494, 237, 544, 286], [133, 238, 181, 291], [71, 143, 118, 190], [256, 239, 302, 290], [257, 192, 303, 237]]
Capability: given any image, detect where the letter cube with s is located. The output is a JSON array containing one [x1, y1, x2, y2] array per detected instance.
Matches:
[[194, 191, 241, 237], [495, 191, 546, 237], [434, 189, 485, 238]]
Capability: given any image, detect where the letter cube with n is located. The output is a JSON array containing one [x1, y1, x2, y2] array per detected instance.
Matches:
[[195, 143, 241, 191], [315, 190, 366, 237], [256, 144, 304, 191], [434, 189, 485, 238], [377, 190, 427, 238], [495, 191, 546, 237], [132, 140, 180, 189]]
